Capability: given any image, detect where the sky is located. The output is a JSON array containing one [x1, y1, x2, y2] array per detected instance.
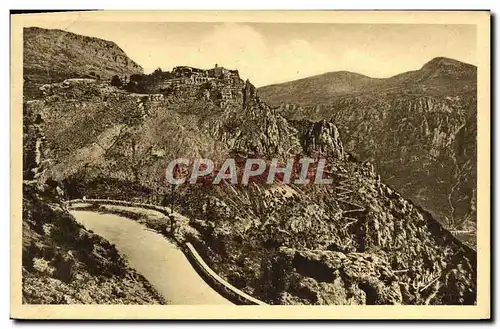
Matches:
[[27, 20, 476, 87]]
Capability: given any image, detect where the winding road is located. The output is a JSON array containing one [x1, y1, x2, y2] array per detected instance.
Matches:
[[70, 210, 233, 305]]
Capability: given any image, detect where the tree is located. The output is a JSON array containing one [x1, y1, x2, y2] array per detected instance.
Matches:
[[129, 74, 143, 83], [152, 67, 163, 76], [110, 75, 122, 87]]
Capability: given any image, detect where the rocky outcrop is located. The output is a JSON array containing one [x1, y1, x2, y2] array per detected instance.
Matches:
[[258, 58, 477, 233], [292, 119, 345, 159], [180, 156, 476, 305], [208, 80, 302, 157], [278, 248, 402, 305], [27, 59, 477, 306]]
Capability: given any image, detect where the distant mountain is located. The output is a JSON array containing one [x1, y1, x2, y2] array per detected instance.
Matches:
[[385, 57, 476, 94], [258, 71, 382, 106], [23, 27, 143, 98], [21, 23, 477, 305], [258, 57, 477, 234], [259, 57, 476, 106]]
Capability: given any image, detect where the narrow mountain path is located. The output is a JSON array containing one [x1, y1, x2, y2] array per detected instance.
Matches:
[[70, 210, 234, 305], [328, 170, 367, 223]]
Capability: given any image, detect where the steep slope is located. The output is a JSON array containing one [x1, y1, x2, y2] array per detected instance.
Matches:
[[22, 99, 165, 304], [258, 58, 477, 234], [387, 57, 477, 94], [22, 183, 166, 304], [181, 156, 476, 305], [23, 27, 143, 99], [24, 66, 476, 305], [28, 77, 302, 189]]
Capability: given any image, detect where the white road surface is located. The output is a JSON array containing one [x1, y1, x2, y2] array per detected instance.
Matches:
[[70, 210, 233, 305]]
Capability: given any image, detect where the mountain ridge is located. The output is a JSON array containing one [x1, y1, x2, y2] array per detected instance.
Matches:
[[259, 57, 476, 107], [262, 57, 475, 89], [23, 27, 144, 99], [258, 56, 477, 235], [22, 28, 477, 305]]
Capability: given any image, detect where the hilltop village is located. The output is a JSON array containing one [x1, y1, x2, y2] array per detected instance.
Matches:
[[113, 64, 247, 107]]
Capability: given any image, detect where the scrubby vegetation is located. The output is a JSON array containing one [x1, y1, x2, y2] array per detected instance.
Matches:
[[22, 183, 166, 304], [259, 58, 477, 235], [22, 28, 477, 306], [23, 27, 143, 100], [178, 159, 476, 305]]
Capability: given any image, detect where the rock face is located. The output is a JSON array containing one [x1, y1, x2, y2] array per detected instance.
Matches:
[[281, 249, 402, 305], [259, 57, 476, 105], [25, 49, 476, 306], [181, 155, 476, 305], [24, 27, 143, 98], [258, 57, 477, 236], [292, 119, 345, 159], [213, 80, 301, 156]]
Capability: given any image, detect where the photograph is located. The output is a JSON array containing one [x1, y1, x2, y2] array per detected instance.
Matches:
[[10, 10, 491, 319]]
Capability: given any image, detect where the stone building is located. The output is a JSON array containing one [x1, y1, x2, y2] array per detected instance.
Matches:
[[154, 64, 244, 106], [192, 76, 212, 84], [168, 64, 240, 85], [208, 64, 240, 80], [221, 88, 232, 101], [172, 66, 205, 77]]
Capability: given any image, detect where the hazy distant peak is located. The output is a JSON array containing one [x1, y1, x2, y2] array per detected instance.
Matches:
[[298, 70, 374, 82], [322, 70, 376, 80]]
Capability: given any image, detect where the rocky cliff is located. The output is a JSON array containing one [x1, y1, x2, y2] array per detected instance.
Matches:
[[259, 58, 477, 238], [291, 119, 345, 159], [181, 151, 475, 305], [26, 76, 476, 305], [23, 33, 476, 306]]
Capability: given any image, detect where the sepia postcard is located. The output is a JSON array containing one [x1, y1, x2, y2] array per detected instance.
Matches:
[[10, 10, 490, 320]]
